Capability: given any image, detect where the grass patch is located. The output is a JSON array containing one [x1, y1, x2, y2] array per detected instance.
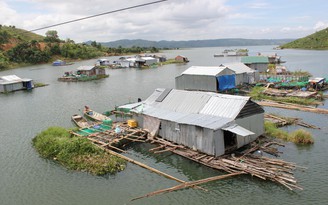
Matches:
[[264, 121, 289, 141], [158, 58, 186, 65], [288, 129, 314, 144], [34, 82, 48, 88], [32, 126, 126, 175], [249, 86, 320, 106], [264, 121, 314, 144]]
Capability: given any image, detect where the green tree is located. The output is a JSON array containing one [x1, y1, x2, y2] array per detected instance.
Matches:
[[6, 41, 50, 64], [44, 30, 60, 43], [0, 52, 9, 70]]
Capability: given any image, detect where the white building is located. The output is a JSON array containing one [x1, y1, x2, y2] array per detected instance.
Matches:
[[0, 75, 34, 93]]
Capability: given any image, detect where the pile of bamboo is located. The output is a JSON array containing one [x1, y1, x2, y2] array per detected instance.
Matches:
[[215, 155, 303, 190], [149, 137, 304, 191]]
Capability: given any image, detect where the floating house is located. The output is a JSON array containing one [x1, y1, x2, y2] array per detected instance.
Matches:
[[308, 77, 326, 90], [96, 59, 111, 66], [0, 75, 34, 93], [257, 52, 285, 64], [114, 56, 157, 68], [119, 88, 264, 156], [241, 56, 269, 73], [135, 56, 157, 67], [223, 62, 259, 85], [175, 65, 236, 92], [175, 55, 189, 63], [58, 65, 108, 82]]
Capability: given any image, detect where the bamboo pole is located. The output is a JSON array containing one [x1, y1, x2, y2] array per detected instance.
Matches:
[[94, 144, 207, 191], [131, 172, 244, 201]]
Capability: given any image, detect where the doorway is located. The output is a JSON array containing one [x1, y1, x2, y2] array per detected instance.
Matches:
[[224, 131, 237, 153]]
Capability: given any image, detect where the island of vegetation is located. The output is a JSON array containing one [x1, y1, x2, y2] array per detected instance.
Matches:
[[32, 127, 126, 175], [280, 27, 328, 50], [264, 121, 314, 144]]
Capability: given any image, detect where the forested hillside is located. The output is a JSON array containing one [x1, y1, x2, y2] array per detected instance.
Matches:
[[281, 27, 328, 50]]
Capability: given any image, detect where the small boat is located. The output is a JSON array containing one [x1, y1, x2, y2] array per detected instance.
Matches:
[[71, 114, 95, 128], [83, 106, 112, 122], [52, 59, 74, 66]]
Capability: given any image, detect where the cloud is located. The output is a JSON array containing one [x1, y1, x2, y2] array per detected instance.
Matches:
[[1, 0, 326, 42], [246, 1, 270, 9], [314, 21, 328, 31], [0, 1, 18, 25]]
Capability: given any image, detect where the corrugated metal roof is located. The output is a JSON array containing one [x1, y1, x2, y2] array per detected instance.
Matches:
[[122, 89, 253, 130], [155, 89, 211, 113], [223, 62, 255, 74], [142, 106, 233, 130], [0, 75, 32, 85], [181, 66, 227, 76], [143, 88, 165, 104], [222, 124, 255, 136], [138, 89, 249, 118], [0, 75, 22, 82], [200, 94, 249, 118], [241, 56, 269, 64]]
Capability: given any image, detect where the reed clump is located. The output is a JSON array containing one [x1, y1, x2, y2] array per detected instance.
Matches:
[[32, 126, 126, 175], [264, 121, 314, 144], [289, 129, 314, 144]]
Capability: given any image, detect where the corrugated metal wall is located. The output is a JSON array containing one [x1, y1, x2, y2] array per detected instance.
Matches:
[[175, 75, 217, 92], [158, 120, 217, 156], [2, 83, 24, 92], [235, 113, 264, 148], [214, 129, 225, 156]]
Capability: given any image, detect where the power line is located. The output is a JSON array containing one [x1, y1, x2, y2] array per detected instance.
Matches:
[[29, 0, 168, 32]]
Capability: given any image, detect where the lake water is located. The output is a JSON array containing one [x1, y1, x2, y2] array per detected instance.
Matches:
[[0, 46, 327, 205]]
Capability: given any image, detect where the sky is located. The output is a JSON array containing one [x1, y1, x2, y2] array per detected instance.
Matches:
[[1, 0, 328, 43]]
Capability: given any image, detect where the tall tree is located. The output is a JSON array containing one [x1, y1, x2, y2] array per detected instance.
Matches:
[[44, 30, 60, 43]]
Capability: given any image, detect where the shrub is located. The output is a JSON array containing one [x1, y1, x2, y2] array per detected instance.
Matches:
[[264, 121, 289, 140], [288, 129, 314, 144]]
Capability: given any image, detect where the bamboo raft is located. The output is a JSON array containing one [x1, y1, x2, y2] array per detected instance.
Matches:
[[264, 113, 320, 129], [258, 100, 328, 114], [147, 137, 304, 191], [72, 120, 304, 199], [72, 122, 148, 148]]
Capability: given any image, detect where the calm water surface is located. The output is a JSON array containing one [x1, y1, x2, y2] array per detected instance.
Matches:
[[0, 46, 327, 205]]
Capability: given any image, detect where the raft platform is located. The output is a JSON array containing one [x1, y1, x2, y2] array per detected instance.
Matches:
[[71, 119, 305, 200]]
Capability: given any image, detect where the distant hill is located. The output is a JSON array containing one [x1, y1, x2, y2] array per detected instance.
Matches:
[[98, 38, 294, 48], [281, 27, 328, 50], [0, 25, 44, 42], [0, 25, 44, 50]]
